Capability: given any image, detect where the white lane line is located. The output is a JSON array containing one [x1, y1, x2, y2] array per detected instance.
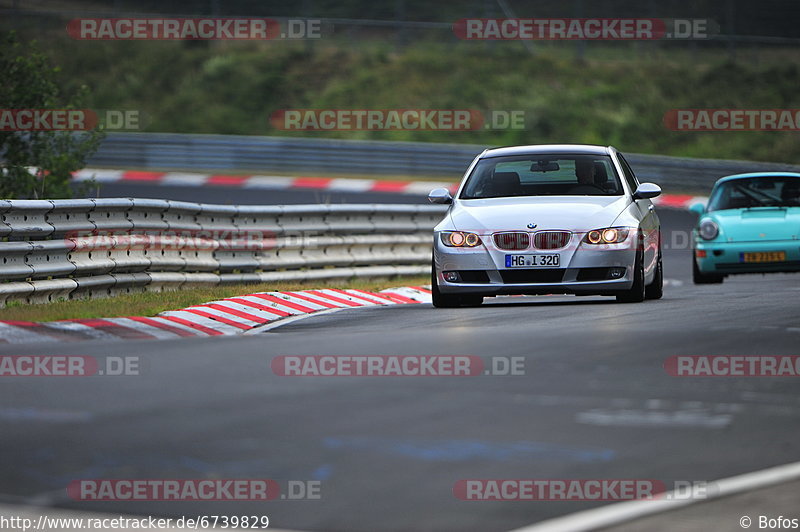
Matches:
[[506, 460, 800, 532], [575, 409, 732, 429]]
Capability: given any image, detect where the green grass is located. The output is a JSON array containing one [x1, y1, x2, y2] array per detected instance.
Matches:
[[0, 276, 430, 322]]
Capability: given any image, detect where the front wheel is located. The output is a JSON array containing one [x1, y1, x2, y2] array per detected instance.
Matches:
[[616, 248, 646, 303], [692, 257, 724, 284], [645, 250, 664, 300]]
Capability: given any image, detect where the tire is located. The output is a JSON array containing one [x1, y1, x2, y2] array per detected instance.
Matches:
[[431, 259, 483, 308], [616, 247, 646, 303], [645, 249, 664, 300], [692, 257, 724, 284]]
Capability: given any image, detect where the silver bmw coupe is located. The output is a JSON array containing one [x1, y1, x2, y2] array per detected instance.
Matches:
[[428, 144, 663, 307]]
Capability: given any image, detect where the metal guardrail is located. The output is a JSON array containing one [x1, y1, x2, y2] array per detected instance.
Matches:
[[0, 200, 446, 307], [88, 133, 800, 193]]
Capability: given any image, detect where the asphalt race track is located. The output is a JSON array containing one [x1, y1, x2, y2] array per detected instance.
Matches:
[[2, 183, 798, 531]]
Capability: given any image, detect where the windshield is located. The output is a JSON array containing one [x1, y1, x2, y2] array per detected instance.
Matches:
[[460, 154, 624, 199], [707, 176, 800, 211]]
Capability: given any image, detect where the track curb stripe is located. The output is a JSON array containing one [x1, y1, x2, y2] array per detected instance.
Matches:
[[0, 287, 428, 344], [224, 297, 299, 316], [303, 290, 363, 307], [126, 316, 199, 337], [72, 169, 708, 208], [243, 294, 317, 313], [159, 315, 225, 336]]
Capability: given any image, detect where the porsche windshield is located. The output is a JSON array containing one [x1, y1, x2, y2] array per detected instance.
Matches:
[[707, 176, 800, 211], [459, 154, 624, 199]]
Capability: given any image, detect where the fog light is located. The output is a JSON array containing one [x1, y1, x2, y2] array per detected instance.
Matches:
[[443, 271, 460, 282], [609, 267, 625, 279]]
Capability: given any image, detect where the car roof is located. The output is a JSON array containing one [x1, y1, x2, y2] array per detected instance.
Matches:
[[481, 144, 613, 158], [717, 172, 800, 184]]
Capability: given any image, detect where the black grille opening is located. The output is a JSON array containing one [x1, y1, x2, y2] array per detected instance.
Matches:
[[494, 232, 530, 250], [533, 231, 571, 250], [576, 267, 612, 281], [457, 270, 491, 283], [500, 269, 565, 284]]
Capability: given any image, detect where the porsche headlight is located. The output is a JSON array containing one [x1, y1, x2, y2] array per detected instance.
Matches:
[[584, 227, 630, 245], [698, 219, 719, 240], [441, 231, 482, 247]]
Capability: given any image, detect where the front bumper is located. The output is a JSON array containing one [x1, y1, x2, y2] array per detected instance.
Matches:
[[434, 233, 637, 296], [694, 239, 800, 274]]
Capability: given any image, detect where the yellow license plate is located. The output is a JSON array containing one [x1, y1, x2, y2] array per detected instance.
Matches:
[[741, 251, 786, 263]]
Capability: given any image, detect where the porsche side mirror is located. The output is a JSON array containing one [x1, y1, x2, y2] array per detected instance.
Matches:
[[689, 202, 706, 215]]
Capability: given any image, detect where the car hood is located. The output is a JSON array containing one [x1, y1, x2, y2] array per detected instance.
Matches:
[[709, 207, 800, 242], [449, 196, 630, 233]]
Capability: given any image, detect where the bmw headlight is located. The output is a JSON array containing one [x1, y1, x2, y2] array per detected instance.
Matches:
[[441, 231, 482, 247], [698, 219, 719, 240], [583, 227, 631, 245]]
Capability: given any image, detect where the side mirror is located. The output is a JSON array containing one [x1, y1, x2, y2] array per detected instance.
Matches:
[[633, 182, 661, 200], [689, 202, 706, 215], [428, 187, 453, 204]]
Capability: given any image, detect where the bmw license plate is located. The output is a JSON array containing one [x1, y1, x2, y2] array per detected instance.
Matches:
[[505, 254, 560, 268], [740, 251, 786, 263]]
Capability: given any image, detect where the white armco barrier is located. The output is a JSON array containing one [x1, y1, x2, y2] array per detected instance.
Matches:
[[0, 199, 446, 306]]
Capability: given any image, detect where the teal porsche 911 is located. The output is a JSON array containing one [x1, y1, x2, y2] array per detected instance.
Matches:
[[690, 172, 800, 284]]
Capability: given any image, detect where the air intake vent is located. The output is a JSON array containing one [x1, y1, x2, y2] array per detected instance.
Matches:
[[493, 232, 530, 250], [500, 269, 565, 284]]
